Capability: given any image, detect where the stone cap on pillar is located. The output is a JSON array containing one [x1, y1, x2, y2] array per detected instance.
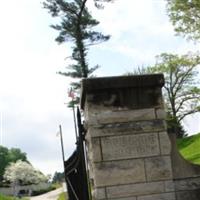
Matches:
[[81, 74, 165, 109]]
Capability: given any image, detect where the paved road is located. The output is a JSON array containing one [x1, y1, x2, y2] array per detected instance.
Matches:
[[30, 188, 63, 200]]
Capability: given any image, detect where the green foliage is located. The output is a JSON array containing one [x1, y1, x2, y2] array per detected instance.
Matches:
[[8, 148, 27, 163], [177, 133, 200, 164], [166, 0, 200, 41], [166, 112, 186, 138], [43, 0, 112, 106], [0, 146, 28, 183], [52, 171, 64, 184], [0, 146, 9, 183], [148, 52, 200, 137]]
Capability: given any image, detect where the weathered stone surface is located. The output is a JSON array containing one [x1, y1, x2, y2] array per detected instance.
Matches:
[[83, 87, 162, 110], [164, 180, 175, 192], [87, 119, 166, 138], [89, 138, 102, 162], [138, 87, 163, 109], [93, 187, 106, 200], [101, 133, 160, 161], [93, 159, 145, 187], [174, 176, 200, 191], [108, 197, 137, 200], [155, 108, 166, 119], [137, 192, 176, 200], [176, 190, 200, 200], [145, 156, 173, 181], [106, 181, 165, 198], [159, 132, 171, 155], [81, 75, 165, 109], [86, 108, 156, 125]]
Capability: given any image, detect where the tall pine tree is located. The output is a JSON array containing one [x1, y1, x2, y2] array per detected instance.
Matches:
[[43, 0, 112, 105]]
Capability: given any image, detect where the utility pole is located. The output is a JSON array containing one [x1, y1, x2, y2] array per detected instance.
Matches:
[[72, 105, 78, 142], [58, 125, 68, 200], [59, 125, 65, 165]]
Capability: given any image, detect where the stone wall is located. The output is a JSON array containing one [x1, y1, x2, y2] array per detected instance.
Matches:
[[81, 74, 200, 200], [169, 134, 200, 200]]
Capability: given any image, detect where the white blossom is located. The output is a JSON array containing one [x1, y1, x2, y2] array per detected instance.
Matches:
[[3, 160, 48, 185]]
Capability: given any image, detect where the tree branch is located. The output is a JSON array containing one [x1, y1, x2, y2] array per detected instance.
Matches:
[[174, 65, 195, 97], [178, 109, 200, 122], [176, 95, 200, 113]]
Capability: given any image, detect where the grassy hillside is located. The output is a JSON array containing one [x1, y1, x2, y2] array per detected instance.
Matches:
[[177, 133, 200, 165]]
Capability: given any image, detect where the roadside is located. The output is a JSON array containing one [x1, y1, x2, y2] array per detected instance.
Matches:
[[29, 187, 63, 200]]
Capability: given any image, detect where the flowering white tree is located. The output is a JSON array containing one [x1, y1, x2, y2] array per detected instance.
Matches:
[[3, 160, 48, 196], [4, 160, 48, 185]]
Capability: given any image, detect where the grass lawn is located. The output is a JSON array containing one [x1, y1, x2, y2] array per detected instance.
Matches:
[[57, 192, 68, 200], [177, 132, 200, 165], [0, 193, 29, 200]]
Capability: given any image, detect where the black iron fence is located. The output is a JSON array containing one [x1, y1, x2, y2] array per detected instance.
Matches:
[[64, 108, 90, 200]]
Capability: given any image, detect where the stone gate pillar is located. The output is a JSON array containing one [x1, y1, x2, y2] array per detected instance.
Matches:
[[81, 74, 176, 200]]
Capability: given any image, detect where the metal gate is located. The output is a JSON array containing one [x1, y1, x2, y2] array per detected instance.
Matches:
[[64, 107, 90, 200]]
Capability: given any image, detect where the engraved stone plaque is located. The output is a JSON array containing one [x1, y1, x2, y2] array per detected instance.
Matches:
[[101, 133, 160, 161]]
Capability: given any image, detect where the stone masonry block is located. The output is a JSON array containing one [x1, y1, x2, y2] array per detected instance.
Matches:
[[137, 192, 176, 200], [85, 108, 156, 125], [174, 176, 200, 191], [108, 197, 137, 200], [90, 137, 102, 162], [176, 190, 200, 200], [159, 132, 171, 155], [93, 159, 145, 187], [93, 187, 106, 200], [87, 119, 166, 138], [164, 180, 175, 192], [106, 181, 165, 199], [155, 108, 166, 119], [81, 75, 165, 109], [101, 133, 160, 161], [145, 156, 173, 181]]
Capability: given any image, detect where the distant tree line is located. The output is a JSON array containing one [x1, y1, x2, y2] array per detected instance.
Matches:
[[52, 171, 65, 183]]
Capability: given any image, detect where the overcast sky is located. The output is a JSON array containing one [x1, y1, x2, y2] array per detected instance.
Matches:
[[0, 0, 200, 176]]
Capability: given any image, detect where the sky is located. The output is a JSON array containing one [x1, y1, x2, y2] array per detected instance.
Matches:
[[0, 0, 200, 176]]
